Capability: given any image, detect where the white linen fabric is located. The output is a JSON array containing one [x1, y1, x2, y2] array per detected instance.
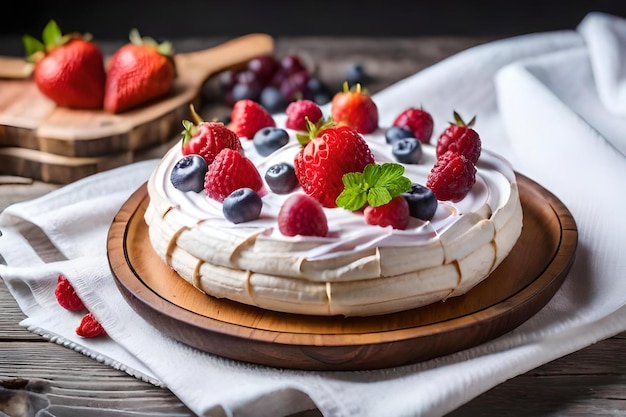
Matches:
[[2, 11, 626, 417]]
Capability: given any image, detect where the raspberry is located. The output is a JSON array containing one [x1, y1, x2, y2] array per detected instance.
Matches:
[[76, 312, 106, 338], [229, 99, 276, 139], [435, 112, 481, 163], [426, 151, 477, 202], [285, 99, 323, 131], [278, 193, 328, 237], [205, 148, 263, 202], [54, 274, 85, 311], [364, 196, 410, 230], [392, 107, 434, 144]]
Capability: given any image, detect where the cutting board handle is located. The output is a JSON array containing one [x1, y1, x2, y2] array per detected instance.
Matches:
[[175, 33, 274, 86], [0, 57, 33, 79]]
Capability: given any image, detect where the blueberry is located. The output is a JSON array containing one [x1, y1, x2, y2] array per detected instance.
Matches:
[[170, 154, 208, 192], [346, 63, 369, 86], [260, 85, 286, 114], [403, 183, 438, 221], [385, 126, 415, 144], [305, 78, 332, 105], [231, 82, 261, 102], [392, 138, 423, 164], [222, 188, 263, 224], [253, 127, 290, 157], [265, 162, 298, 194]]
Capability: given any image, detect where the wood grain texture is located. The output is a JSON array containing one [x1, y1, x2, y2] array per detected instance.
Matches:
[[1, 35, 625, 417]]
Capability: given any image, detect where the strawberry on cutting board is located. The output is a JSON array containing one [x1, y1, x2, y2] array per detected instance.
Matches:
[[22, 20, 106, 109], [104, 29, 176, 113]]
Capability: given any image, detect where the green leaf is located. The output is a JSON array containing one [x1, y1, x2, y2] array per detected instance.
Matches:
[[22, 35, 44, 59], [367, 187, 392, 207], [42, 20, 62, 47], [372, 163, 405, 188], [336, 188, 368, 211], [336, 172, 368, 210], [362, 163, 381, 186], [335, 162, 412, 210], [387, 176, 412, 197], [342, 172, 365, 189]]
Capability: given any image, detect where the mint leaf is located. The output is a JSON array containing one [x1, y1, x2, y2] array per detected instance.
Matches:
[[336, 187, 368, 211], [336, 172, 368, 210], [336, 162, 412, 210], [372, 163, 406, 188], [368, 186, 392, 207]]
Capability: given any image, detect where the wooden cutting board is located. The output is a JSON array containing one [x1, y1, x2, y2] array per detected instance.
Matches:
[[0, 33, 273, 182]]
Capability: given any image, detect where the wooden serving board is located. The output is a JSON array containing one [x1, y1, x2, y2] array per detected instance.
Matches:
[[107, 174, 577, 371], [0, 34, 273, 182]]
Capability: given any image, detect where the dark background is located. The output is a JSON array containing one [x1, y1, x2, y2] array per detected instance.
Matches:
[[2, 0, 626, 55]]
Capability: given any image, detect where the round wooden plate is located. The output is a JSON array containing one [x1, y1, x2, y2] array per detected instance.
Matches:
[[107, 174, 577, 371]]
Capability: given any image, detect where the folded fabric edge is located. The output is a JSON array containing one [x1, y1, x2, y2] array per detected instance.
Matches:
[[22, 322, 165, 388]]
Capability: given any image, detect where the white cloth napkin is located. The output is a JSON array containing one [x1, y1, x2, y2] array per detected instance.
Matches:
[[2, 11, 626, 417]]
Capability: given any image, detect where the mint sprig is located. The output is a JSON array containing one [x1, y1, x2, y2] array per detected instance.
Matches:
[[336, 163, 412, 210]]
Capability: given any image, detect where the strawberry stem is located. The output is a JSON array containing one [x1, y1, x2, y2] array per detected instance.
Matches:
[[188, 104, 204, 125]]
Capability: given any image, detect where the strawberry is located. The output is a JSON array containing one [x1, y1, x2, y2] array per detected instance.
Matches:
[[205, 148, 263, 202], [23, 20, 105, 109], [435, 111, 481, 164], [76, 312, 106, 338], [330, 82, 378, 134], [426, 150, 477, 202], [104, 29, 176, 113], [278, 193, 328, 237], [364, 195, 410, 230], [54, 274, 85, 311], [294, 124, 375, 208], [392, 107, 434, 144], [181, 105, 242, 165], [229, 99, 276, 139], [285, 99, 323, 131]]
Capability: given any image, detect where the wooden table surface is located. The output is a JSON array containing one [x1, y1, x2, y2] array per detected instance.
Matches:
[[1, 36, 625, 417]]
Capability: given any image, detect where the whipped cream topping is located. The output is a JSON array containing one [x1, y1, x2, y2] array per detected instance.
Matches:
[[150, 128, 516, 261]]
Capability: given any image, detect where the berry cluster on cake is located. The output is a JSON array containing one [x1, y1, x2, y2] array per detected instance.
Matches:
[[144, 85, 523, 316]]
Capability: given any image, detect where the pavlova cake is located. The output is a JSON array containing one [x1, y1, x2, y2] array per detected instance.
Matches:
[[144, 86, 522, 317]]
